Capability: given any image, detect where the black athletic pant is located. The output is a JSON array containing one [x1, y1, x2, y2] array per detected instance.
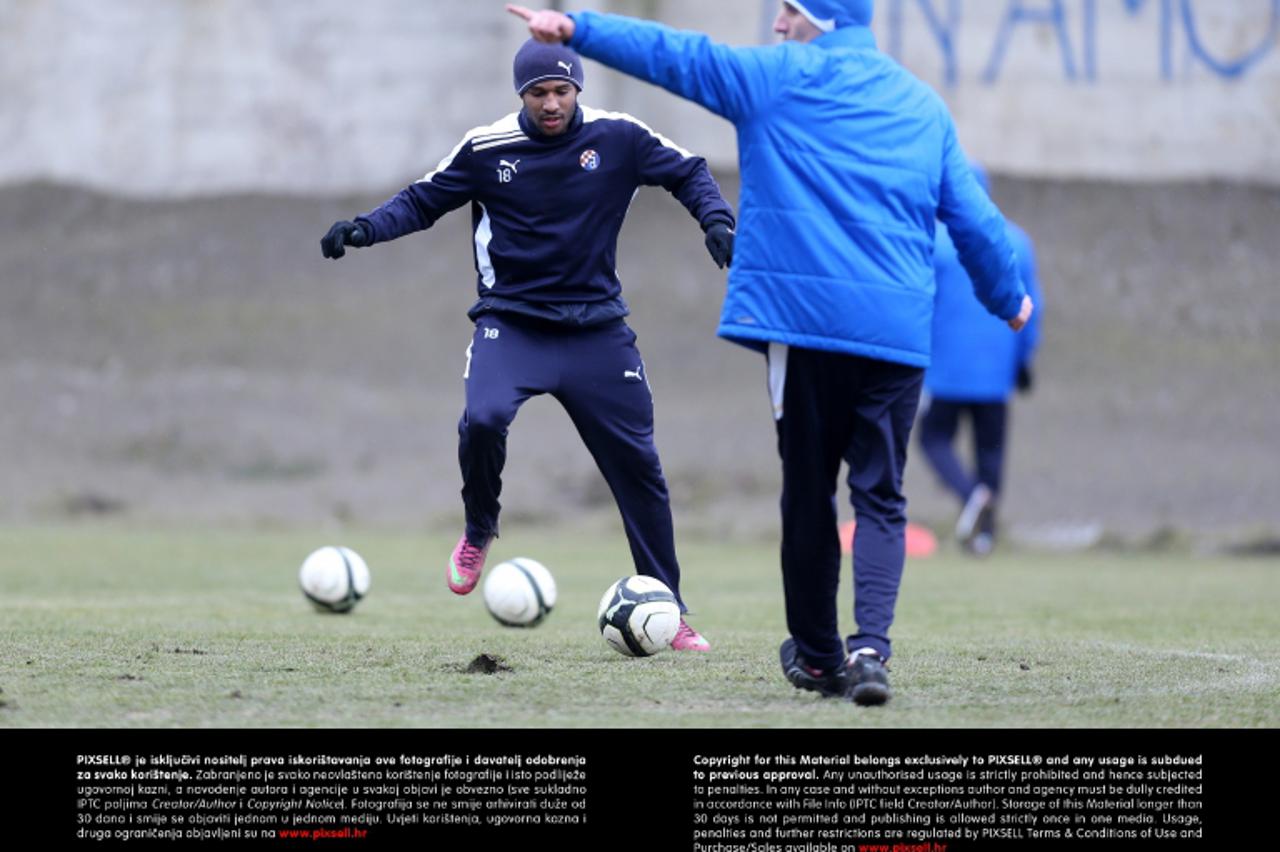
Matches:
[[770, 344, 924, 668], [457, 313, 686, 610]]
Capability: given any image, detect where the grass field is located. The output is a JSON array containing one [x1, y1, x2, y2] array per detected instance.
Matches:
[[1, 523, 1276, 728]]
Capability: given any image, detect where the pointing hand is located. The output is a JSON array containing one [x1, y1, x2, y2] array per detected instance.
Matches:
[[506, 5, 576, 43]]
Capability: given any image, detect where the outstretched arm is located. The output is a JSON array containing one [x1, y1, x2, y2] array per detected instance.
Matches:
[[631, 121, 736, 268], [358, 137, 476, 244], [508, 5, 780, 122], [320, 134, 475, 259]]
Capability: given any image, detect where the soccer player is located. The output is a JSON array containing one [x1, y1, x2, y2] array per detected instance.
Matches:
[[920, 163, 1043, 557], [320, 39, 736, 652], [510, 1, 1032, 701]]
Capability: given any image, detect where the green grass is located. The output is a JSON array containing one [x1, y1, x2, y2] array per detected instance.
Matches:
[[0, 524, 1276, 728]]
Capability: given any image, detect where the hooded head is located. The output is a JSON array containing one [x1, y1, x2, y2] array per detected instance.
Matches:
[[513, 38, 584, 96], [785, 0, 874, 34]]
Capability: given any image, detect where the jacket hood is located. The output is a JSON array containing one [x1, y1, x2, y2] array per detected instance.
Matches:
[[788, 0, 874, 32]]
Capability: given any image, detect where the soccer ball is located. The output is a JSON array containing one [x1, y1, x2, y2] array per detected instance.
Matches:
[[596, 575, 681, 656], [483, 557, 557, 627], [299, 546, 370, 613]]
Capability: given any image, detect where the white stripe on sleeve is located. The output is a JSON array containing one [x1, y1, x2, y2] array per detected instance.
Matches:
[[580, 105, 697, 159], [417, 113, 523, 183]]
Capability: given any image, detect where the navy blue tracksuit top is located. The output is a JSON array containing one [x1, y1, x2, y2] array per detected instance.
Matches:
[[356, 105, 735, 326]]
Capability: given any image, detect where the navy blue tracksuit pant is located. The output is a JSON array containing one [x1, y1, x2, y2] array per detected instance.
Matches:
[[458, 313, 686, 611], [769, 344, 924, 668], [919, 399, 1008, 525]]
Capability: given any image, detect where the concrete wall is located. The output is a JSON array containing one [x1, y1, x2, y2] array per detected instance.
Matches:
[[2, 0, 1277, 196], [879, 0, 1280, 184]]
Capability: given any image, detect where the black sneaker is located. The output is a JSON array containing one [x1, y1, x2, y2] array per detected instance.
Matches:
[[780, 637, 854, 698], [846, 646, 892, 706]]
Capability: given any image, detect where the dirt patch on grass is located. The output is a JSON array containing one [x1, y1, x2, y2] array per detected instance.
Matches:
[[463, 654, 513, 675]]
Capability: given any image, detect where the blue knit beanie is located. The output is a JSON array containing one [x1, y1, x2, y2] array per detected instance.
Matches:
[[513, 39, 584, 95], [787, 0, 874, 33]]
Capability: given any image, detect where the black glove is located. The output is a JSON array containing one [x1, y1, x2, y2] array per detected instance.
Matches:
[[320, 220, 369, 259], [1016, 364, 1033, 394], [704, 222, 735, 269]]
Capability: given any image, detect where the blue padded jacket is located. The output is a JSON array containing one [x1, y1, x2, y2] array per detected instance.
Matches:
[[926, 221, 1041, 400], [568, 11, 1026, 364]]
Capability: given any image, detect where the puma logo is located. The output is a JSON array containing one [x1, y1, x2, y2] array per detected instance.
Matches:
[[499, 159, 520, 173], [557, 61, 573, 75], [624, 366, 644, 382]]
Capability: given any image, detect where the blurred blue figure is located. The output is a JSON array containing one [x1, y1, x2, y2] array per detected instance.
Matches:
[[919, 164, 1042, 555]]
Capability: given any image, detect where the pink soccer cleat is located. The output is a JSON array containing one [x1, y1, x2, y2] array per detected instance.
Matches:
[[447, 534, 490, 595], [670, 618, 711, 652]]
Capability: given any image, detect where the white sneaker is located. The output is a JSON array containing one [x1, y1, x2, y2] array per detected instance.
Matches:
[[955, 484, 993, 545], [969, 532, 994, 557]]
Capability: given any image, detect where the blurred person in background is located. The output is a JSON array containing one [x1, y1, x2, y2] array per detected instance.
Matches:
[[320, 39, 737, 651], [510, 0, 1032, 704], [919, 163, 1043, 557]]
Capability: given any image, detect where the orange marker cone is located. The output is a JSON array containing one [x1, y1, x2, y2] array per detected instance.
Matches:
[[839, 520, 938, 559]]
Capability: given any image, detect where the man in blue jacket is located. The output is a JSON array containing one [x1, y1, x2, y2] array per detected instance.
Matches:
[[321, 39, 736, 652], [511, 1, 1032, 703], [921, 164, 1042, 557]]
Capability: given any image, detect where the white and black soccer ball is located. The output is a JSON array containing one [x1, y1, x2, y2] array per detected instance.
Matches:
[[483, 557, 557, 627], [299, 546, 370, 613], [596, 575, 681, 656]]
